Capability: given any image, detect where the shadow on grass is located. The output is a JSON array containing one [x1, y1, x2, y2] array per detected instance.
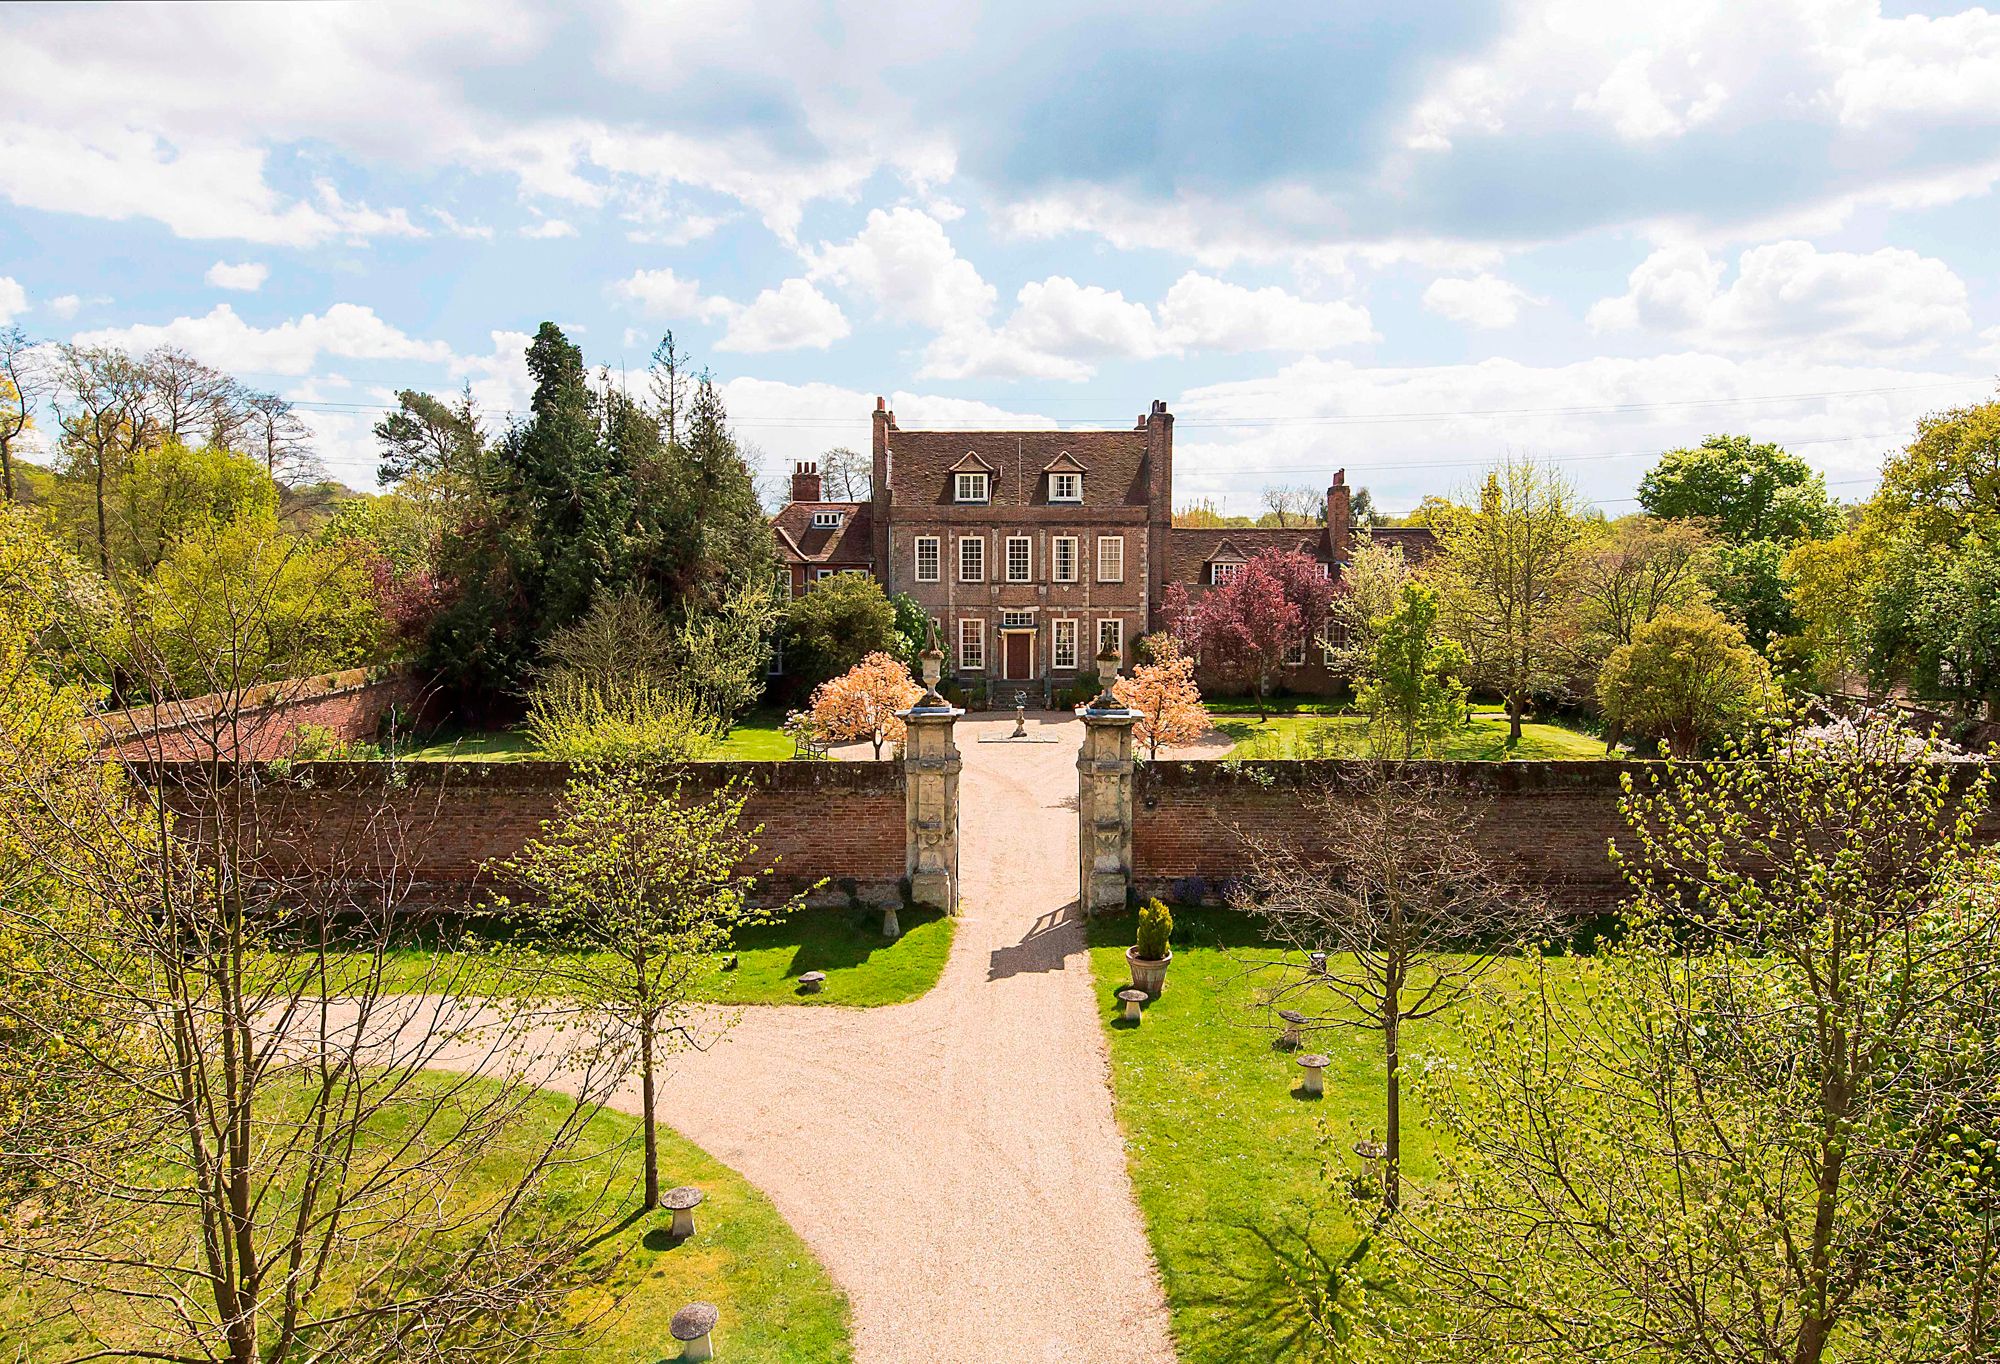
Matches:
[[1178, 1210, 1388, 1362], [740, 905, 948, 979], [1084, 905, 1271, 955]]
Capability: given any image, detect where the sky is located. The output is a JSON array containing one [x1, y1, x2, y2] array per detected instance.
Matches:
[[3, 0, 1999, 515]]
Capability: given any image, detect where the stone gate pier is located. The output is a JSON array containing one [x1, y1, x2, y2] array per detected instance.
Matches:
[[1077, 647, 1140, 914]]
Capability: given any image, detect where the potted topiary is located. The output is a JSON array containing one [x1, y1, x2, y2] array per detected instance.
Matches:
[[1127, 898, 1173, 998]]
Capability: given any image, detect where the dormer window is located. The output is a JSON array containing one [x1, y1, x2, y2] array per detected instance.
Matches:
[[1211, 562, 1241, 585], [811, 510, 844, 529], [955, 472, 990, 503], [1050, 471, 1081, 502]]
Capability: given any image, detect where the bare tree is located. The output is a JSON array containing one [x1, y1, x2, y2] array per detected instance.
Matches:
[[647, 331, 691, 448], [0, 566, 633, 1364], [54, 343, 157, 574], [1260, 484, 1323, 528], [818, 445, 870, 501], [144, 346, 234, 445], [243, 390, 320, 485], [0, 326, 51, 502], [1234, 765, 1556, 1213]]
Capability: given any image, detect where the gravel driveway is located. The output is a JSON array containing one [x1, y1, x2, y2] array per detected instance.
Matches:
[[658, 709, 1177, 1362]]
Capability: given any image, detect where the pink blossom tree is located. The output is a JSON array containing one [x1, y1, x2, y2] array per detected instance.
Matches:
[[1166, 549, 1337, 718]]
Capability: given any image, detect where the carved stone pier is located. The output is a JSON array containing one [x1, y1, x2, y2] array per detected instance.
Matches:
[[899, 638, 963, 912], [1077, 647, 1140, 914]]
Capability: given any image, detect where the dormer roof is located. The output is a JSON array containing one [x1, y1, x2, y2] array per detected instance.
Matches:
[[948, 450, 999, 474], [1041, 450, 1088, 474]]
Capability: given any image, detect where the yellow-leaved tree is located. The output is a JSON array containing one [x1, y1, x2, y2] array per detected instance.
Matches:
[[1112, 634, 1210, 759]]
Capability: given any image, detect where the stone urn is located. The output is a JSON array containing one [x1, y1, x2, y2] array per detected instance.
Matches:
[[1126, 945, 1171, 998]]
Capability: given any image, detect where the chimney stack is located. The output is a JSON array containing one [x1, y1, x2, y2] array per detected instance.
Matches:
[[791, 458, 822, 503], [1326, 469, 1352, 562]]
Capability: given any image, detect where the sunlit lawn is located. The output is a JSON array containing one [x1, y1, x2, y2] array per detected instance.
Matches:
[[1087, 906, 1577, 1363], [3, 1077, 851, 1364], [396, 707, 800, 762], [309, 903, 955, 1008], [1206, 708, 1607, 761]]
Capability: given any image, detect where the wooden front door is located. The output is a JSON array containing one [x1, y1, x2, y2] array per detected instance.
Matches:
[[1003, 631, 1033, 680]]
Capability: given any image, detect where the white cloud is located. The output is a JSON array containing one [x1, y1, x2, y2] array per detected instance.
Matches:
[[521, 217, 577, 239], [447, 329, 535, 416], [1574, 51, 1726, 140], [1587, 239, 1970, 356], [715, 278, 850, 353], [74, 303, 452, 376], [923, 276, 1162, 382], [1830, 6, 2000, 127], [810, 207, 996, 330], [47, 294, 82, 320], [0, 277, 24, 324], [610, 267, 730, 320], [1157, 272, 1375, 351], [204, 260, 268, 292], [430, 209, 494, 240], [1422, 273, 1538, 329], [1170, 351, 1992, 515]]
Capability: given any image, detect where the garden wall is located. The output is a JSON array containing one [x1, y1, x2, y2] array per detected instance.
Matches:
[[95, 667, 432, 763], [1132, 759, 2000, 913], [140, 759, 909, 907]]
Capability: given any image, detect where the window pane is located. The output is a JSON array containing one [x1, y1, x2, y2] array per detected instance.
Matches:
[[915, 536, 940, 582], [1007, 536, 1031, 581], [1054, 619, 1078, 669], [1097, 536, 1123, 582], [960, 536, 984, 581], [959, 618, 984, 669], [1054, 536, 1077, 582]]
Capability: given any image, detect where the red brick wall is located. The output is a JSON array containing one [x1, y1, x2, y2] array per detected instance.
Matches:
[[96, 668, 430, 763], [1134, 760, 2000, 913], [142, 759, 908, 905]]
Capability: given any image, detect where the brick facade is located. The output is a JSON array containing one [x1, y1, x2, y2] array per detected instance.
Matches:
[[141, 759, 909, 906], [94, 667, 431, 763], [772, 398, 1435, 700]]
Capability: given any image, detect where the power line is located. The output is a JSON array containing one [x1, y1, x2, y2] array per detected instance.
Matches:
[[1191, 430, 1906, 478]]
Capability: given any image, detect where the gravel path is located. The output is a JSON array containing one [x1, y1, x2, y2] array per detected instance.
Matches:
[[656, 710, 1178, 1362]]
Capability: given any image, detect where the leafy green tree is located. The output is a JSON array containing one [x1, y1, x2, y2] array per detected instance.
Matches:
[[1357, 583, 1468, 758], [1569, 514, 1714, 657], [888, 591, 936, 670], [675, 375, 774, 609], [1869, 531, 2000, 714], [1597, 607, 1773, 757], [1431, 458, 1594, 740], [497, 770, 803, 1209], [1638, 433, 1838, 544], [1874, 393, 2000, 545], [1707, 535, 1796, 652], [372, 384, 490, 494], [1784, 523, 1883, 689], [1379, 714, 2000, 1364], [103, 439, 277, 577], [1322, 536, 1412, 677], [783, 573, 900, 687]]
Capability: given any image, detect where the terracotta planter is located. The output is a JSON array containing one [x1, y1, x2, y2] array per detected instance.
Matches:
[[1127, 945, 1171, 998]]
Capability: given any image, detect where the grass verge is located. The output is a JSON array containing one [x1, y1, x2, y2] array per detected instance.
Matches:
[[1208, 712, 1606, 761], [397, 708, 799, 763], [3, 1077, 850, 1363]]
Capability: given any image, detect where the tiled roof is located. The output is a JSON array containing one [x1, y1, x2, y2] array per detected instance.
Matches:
[[1167, 527, 1331, 584], [887, 429, 1153, 510], [771, 501, 875, 566], [1363, 526, 1439, 562]]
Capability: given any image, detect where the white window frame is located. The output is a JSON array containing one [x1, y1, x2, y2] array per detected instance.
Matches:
[[1320, 630, 1339, 666], [1005, 535, 1033, 583], [1050, 471, 1082, 502], [1053, 618, 1079, 670], [1286, 635, 1308, 667], [1097, 616, 1123, 663], [815, 567, 839, 581], [811, 509, 844, 529], [1211, 561, 1241, 585], [958, 617, 985, 671], [768, 633, 784, 675], [1096, 535, 1124, 583], [959, 534, 985, 583], [774, 567, 793, 601], [914, 535, 940, 583], [1052, 535, 1078, 584], [955, 471, 989, 503]]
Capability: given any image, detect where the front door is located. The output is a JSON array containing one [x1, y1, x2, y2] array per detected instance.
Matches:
[[1003, 631, 1033, 681]]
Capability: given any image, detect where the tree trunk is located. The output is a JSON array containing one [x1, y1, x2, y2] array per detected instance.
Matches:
[[1383, 994, 1402, 1215], [1, 434, 13, 501], [94, 451, 110, 575], [640, 1013, 660, 1211], [1506, 690, 1523, 742]]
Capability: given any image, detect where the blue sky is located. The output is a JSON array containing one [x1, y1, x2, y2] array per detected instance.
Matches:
[[4, 0, 1998, 513]]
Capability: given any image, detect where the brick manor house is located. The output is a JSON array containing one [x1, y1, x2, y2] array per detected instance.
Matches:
[[771, 398, 1431, 699]]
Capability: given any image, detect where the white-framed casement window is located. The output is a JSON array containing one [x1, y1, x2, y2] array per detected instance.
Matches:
[[1002, 609, 1034, 628], [816, 567, 839, 581], [768, 634, 784, 675], [1285, 635, 1308, 666], [1317, 561, 1332, 579], [773, 567, 793, 601], [914, 535, 941, 583], [959, 534, 985, 583], [958, 617, 985, 670], [811, 509, 844, 529], [955, 471, 989, 503], [1320, 631, 1339, 666], [1096, 534, 1124, 583], [1053, 618, 1079, 670], [1050, 471, 1082, 502], [1005, 535, 1033, 582], [1211, 561, 1241, 585], [1097, 616, 1123, 663], [1052, 535, 1078, 584]]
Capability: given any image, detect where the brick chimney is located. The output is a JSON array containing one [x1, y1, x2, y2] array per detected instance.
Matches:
[[871, 397, 894, 590], [791, 458, 822, 503], [1144, 399, 1174, 628], [1326, 469, 1352, 562]]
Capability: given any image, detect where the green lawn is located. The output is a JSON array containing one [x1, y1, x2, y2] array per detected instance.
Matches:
[[316, 903, 955, 1008], [397, 708, 799, 763], [1087, 907, 1567, 1363], [1208, 711, 1607, 761], [4, 1078, 850, 1363]]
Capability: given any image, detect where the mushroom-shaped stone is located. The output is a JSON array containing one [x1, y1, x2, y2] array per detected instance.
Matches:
[[1276, 1009, 1307, 1050], [1307, 951, 1328, 975], [670, 1301, 718, 1360], [882, 905, 901, 940], [1297, 1053, 1331, 1097], [663, 1184, 705, 1240], [797, 970, 826, 994], [1116, 987, 1148, 1023]]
